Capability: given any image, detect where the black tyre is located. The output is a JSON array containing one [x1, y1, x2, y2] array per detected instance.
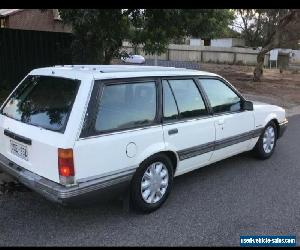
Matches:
[[130, 154, 174, 213], [254, 121, 278, 159]]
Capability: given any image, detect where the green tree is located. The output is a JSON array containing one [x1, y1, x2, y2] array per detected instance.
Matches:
[[235, 9, 300, 81], [58, 9, 234, 64], [59, 9, 129, 64]]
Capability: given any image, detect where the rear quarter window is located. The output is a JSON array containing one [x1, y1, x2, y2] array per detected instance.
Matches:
[[94, 81, 157, 133]]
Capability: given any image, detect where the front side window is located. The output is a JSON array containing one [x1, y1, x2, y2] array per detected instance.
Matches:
[[95, 81, 157, 133], [167, 79, 208, 119], [1, 75, 80, 132], [199, 79, 241, 113]]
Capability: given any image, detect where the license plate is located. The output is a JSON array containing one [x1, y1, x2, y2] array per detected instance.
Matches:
[[10, 140, 29, 161]]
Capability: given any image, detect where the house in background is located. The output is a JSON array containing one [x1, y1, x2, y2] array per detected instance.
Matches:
[[211, 38, 246, 48], [0, 9, 71, 33], [184, 37, 246, 47], [189, 38, 204, 46]]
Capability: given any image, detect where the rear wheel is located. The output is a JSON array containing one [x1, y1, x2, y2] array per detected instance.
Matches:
[[254, 121, 277, 159], [130, 154, 174, 213]]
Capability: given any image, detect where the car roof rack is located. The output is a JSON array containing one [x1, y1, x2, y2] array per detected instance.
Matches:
[[53, 65, 195, 73]]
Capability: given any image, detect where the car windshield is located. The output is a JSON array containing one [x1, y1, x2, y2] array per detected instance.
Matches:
[[1, 75, 80, 133]]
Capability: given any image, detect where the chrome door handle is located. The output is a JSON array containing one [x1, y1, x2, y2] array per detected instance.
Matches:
[[168, 128, 178, 135]]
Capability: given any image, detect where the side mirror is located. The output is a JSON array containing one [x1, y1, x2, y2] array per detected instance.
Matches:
[[242, 100, 254, 111]]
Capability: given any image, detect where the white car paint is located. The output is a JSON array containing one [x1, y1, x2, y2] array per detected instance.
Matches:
[[163, 117, 215, 177], [0, 65, 287, 199], [251, 101, 286, 127], [211, 111, 255, 163], [74, 126, 165, 182]]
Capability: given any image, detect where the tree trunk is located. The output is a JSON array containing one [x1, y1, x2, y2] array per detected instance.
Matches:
[[104, 56, 112, 65], [103, 49, 114, 65], [252, 10, 300, 81], [253, 50, 266, 81], [253, 45, 274, 82]]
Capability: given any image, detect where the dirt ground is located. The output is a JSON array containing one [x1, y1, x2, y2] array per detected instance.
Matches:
[[200, 63, 300, 110]]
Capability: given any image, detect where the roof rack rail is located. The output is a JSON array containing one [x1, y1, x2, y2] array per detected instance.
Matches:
[[52, 64, 194, 73]]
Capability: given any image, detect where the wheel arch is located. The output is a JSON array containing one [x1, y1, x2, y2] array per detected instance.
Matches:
[[268, 118, 280, 138], [137, 150, 179, 174], [160, 150, 179, 173]]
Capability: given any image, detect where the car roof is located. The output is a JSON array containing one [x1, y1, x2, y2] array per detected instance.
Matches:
[[30, 65, 220, 79]]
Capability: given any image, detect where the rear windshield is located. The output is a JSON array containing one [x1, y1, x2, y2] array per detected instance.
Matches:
[[1, 75, 80, 133]]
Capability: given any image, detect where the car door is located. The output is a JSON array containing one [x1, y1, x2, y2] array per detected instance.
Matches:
[[198, 77, 255, 163], [161, 78, 216, 176]]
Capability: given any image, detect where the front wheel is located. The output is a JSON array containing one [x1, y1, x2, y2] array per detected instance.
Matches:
[[254, 121, 277, 159], [130, 154, 174, 213]]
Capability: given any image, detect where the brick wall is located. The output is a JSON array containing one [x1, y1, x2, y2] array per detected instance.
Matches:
[[7, 9, 71, 33]]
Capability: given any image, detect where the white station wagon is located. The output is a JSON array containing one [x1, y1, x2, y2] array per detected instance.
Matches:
[[0, 65, 288, 212]]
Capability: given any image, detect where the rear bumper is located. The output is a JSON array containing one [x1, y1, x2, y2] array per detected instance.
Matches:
[[0, 153, 134, 205], [278, 119, 288, 138]]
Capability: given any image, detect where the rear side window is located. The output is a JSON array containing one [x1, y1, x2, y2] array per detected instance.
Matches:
[[1, 75, 80, 133], [95, 81, 157, 133], [199, 79, 241, 113], [167, 79, 208, 119]]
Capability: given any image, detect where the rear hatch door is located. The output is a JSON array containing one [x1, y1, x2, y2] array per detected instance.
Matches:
[[0, 74, 81, 183]]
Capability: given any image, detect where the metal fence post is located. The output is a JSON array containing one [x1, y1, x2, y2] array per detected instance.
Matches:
[[233, 52, 237, 64]]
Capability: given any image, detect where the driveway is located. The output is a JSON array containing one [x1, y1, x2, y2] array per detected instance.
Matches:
[[0, 115, 299, 246]]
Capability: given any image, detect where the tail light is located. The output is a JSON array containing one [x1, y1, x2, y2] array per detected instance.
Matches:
[[58, 148, 75, 185]]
